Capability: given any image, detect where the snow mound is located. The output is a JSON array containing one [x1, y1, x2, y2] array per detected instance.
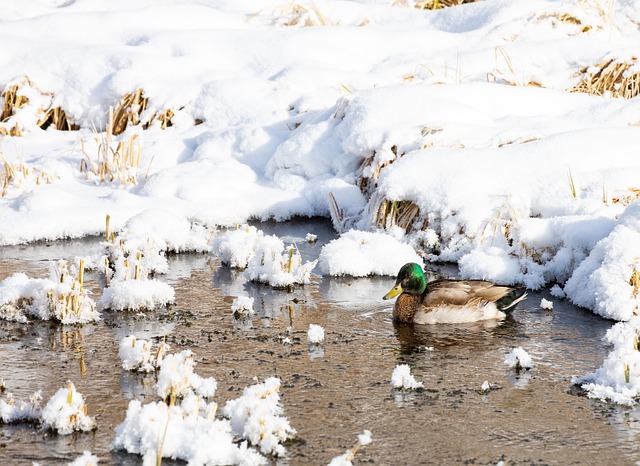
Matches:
[[574, 316, 640, 405], [119, 334, 169, 372], [319, 229, 422, 277], [222, 377, 296, 457], [41, 382, 96, 435], [0, 260, 98, 324]]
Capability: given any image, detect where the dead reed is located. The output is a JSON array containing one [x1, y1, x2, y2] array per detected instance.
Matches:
[[630, 267, 640, 298], [80, 131, 141, 185], [0, 79, 78, 135], [253, 2, 334, 27], [0, 151, 55, 197], [573, 58, 640, 99], [48, 260, 95, 323], [372, 196, 423, 232], [414, 0, 478, 10]]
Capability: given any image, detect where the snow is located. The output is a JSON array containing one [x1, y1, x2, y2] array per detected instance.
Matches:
[[0, 382, 95, 435], [222, 377, 296, 457], [155, 350, 217, 400], [0, 260, 98, 324], [391, 364, 424, 391], [68, 451, 99, 466], [232, 296, 255, 316], [504, 347, 534, 371], [99, 278, 175, 311], [212, 226, 317, 288], [307, 324, 325, 344], [327, 430, 373, 466], [0, 390, 42, 424], [114, 347, 293, 464], [1, 0, 640, 409], [40, 382, 96, 435], [119, 334, 168, 372], [318, 229, 422, 277], [480, 381, 492, 393], [540, 298, 554, 310], [574, 316, 640, 405]]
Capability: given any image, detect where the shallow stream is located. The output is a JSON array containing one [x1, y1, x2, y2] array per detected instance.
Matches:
[[1, 218, 639, 465]]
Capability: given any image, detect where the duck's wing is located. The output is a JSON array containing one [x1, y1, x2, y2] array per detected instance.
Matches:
[[423, 280, 515, 306]]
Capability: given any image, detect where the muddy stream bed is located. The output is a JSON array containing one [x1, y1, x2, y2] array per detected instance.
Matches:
[[1, 218, 639, 465]]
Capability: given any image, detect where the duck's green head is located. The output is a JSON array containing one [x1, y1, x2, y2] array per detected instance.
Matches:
[[382, 262, 427, 300]]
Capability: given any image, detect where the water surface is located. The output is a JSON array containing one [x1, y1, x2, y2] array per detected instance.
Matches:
[[0, 219, 638, 465]]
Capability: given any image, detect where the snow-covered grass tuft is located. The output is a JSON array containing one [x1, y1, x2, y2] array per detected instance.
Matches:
[[504, 347, 534, 372], [0, 390, 42, 424], [0, 260, 98, 324], [328, 430, 373, 466], [232, 296, 255, 316], [156, 350, 217, 401], [480, 380, 492, 394], [307, 324, 325, 344], [41, 382, 96, 435], [119, 334, 168, 372], [318, 229, 422, 277], [211, 225, 263, 269], [222, 377, 296, 457], [99, 278, 174, 311], [574, 316, 640, 405], [113, 396, 264, 466], [213, 226, 317, 288], [391, 364, 423, 390]]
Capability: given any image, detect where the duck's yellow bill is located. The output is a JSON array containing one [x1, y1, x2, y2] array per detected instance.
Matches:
[[382, 284, 403, 300]]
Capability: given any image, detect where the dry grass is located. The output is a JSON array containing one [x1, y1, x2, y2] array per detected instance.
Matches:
[[48, 260, 95, 323], [109, 89, 148, 136], [37, 107, 79, 131], [372, 195, 423, 232], [0, 151, 55, 197], [631, 267, 640, 298], [356, 146, 399, 196], [573, 58, 640, 99], [611, 188, 640, 206], [253, 2, 335, 27], [80, 131, 141, 185], [414, 0, 478, 9], [0, 79, 78, 135], [109, 89, 177, 134]]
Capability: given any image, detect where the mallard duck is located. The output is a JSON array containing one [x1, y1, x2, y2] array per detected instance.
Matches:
[[383, 263, 527, 324]]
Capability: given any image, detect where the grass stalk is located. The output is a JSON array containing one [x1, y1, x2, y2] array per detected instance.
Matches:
[[624, 364, 631, 384], [568, 169, 577, 199], [630, 268, 640, 297]]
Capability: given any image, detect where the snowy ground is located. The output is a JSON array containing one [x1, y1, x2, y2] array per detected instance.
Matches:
[[2, 0, 640, 406]]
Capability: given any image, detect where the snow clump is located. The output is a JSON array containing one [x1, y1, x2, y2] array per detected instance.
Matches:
[[156, 350, 218, 400], [391, 364, 424, 390], [318, 230, 422, 277], [574, 316, 640, 405], [222, 377, 297, 457], [40, 382, 96, 435], [504, 347, 534, 371], [0, 260, 98, 324], [232, 296, 255, 316], [327, 430, 373, 466], [307, 324, 325, 344], [0, 390, 42, 424], [119, 334, 169, 372]]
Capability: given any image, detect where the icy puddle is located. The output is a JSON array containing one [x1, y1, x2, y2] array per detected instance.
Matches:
[[1, 219, 640, 465]]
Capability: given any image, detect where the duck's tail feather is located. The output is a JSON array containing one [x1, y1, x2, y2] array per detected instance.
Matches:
[[496, 287, 528, 312]]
